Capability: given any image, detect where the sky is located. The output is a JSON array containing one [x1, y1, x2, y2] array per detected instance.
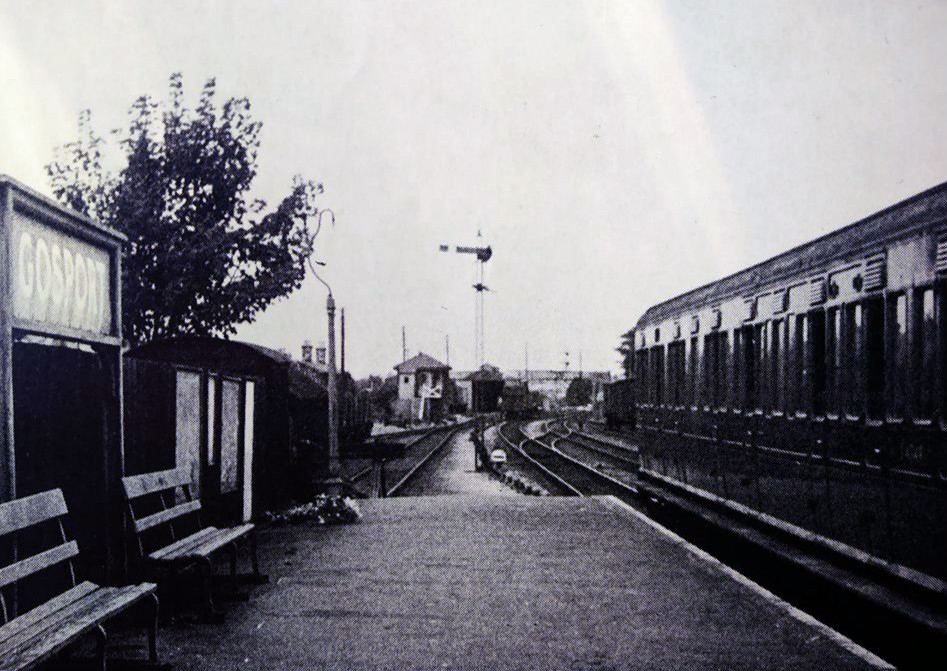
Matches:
[[2, 1, 945, 378]]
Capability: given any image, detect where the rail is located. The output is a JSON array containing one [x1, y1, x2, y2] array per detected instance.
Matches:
[[386, 427, 462, 496]]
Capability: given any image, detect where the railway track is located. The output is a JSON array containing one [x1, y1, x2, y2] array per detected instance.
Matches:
[[345, 425, 463, 497], [547, 424, 639, 473], [497, 421, 583, 496], [497, 418, 947, 671]]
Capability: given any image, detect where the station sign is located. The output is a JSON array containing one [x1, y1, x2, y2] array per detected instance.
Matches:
[[10, 212, 113, 336]]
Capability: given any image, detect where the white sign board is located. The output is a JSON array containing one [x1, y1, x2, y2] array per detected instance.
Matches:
[[10, 213, 113, 336]]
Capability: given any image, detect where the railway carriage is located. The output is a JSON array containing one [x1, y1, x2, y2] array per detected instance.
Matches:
[[602, 378, 636, 429], [624, 182, 947, 579]]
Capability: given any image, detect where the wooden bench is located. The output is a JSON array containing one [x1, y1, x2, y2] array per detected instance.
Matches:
[[0, 489, 158, 671], [122, 467, 261, 617]]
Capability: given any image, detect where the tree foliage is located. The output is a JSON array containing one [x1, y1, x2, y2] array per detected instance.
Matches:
[[47, 74, 324, 346]]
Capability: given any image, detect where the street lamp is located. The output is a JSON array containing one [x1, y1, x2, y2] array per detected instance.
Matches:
[[306, 209, 343, 495]]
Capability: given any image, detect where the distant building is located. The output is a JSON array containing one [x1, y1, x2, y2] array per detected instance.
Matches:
[[514, 370, 611, 409], [451, 368, 612, 410], [467, 364, 505, 413], [393, 352, 451, 422]]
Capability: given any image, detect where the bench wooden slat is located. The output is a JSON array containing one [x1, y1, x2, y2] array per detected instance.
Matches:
[[146, 527, 219, 562], [0, 490, 68, 536], [0, 584, 121, 654], [0, 542, 78, 590], [122, 467, 192, 500], [149, 524, 254, 563], [183, 525, 254, 559], [0, 583, 156, 670], [0, 582, 98, 646], [134, 500, 201, 534]]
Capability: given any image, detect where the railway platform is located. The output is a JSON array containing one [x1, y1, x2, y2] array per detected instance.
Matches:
[[126, 495, 889, 670], [397, 426, 516, 496]]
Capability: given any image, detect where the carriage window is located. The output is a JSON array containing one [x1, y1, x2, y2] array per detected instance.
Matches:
[[865, 298, 885, 419], [668, 340, 685, 407], [809, 310, 826, 416], [887, 293, 908, 420], [739, 325, 756, 411], [718, 331, 729, 409], [792, 314, 807, 413], [703, 334, 715, 408], [689, 336, 699, 406], [753, 322, 767, 411], [825, 307, 841, 415], [771, 319, 783, 412], [653, 345, 665, 405], [635, 349, 648, 404], [940, 284, 947, 421], [842, 303, 862, 416], [914, 288, 936, 420]]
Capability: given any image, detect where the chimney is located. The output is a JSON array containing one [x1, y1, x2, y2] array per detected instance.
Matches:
[[316, 343, 327, 365], [301, 339, 313, 363]]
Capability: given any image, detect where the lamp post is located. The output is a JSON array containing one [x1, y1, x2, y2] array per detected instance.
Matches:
[[307, 209, 343, 495], [326, 291, 339, 481]]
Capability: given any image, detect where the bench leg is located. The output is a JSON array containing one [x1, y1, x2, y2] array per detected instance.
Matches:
[[248, 530, 268, 583], [229, 541, 239, 596], [146, 592, 159, 663], [199, 557, 217, 619], [251, 531, 260, 577], [94, 623, 108, 671]]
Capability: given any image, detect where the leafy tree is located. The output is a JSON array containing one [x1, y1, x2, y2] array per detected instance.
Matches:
[[46, 74, 324, 346], [565, 376, 593, 406]]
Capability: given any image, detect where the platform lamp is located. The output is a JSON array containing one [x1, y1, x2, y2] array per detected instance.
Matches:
[[306, 208, 344, 496]]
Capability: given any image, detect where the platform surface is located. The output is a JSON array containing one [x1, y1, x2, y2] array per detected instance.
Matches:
[[152, 494, 889, 670], [399, 427, 517, 496]]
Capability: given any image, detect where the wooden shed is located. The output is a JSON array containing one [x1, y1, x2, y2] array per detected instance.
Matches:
[[124, 337, 367, 522]]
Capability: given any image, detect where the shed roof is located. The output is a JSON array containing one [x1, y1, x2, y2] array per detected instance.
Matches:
[[127, 336, 330, 398], [394, 352, 450, 373]]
